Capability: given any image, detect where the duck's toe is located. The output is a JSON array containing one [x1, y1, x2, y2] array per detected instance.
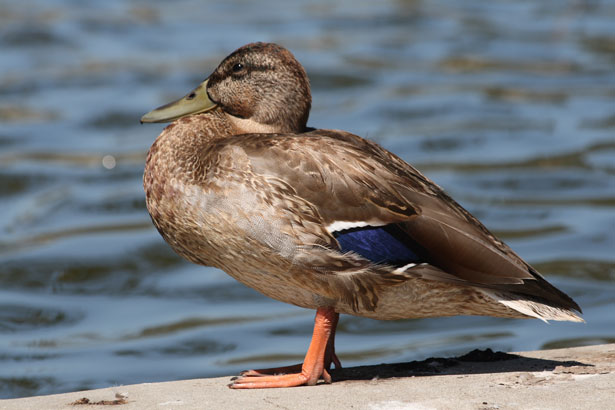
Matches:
[[239, 363, 303, 377]]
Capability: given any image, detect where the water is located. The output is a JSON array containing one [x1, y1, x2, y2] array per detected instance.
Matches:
[[1, 0, 614, 399]]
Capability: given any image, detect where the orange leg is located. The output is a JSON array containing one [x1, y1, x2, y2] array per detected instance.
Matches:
[[230, 307, 340, 389], [324, 311, 341, 370], [238, 310, 341, 379]]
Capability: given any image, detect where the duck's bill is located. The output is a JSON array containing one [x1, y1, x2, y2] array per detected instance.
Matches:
[[140, 79, 217, 123]]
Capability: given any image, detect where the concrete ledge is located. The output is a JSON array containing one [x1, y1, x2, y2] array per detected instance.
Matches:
[[2, 344, 613, 410]]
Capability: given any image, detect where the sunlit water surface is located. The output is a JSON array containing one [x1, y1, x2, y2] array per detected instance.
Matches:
[[0, 0, 614, 399]]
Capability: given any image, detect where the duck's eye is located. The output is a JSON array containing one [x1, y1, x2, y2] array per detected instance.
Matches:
[[232, 63, 244, 73]]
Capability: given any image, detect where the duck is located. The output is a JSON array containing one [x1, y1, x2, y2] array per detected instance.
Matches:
[[141, 42, 583, 389]]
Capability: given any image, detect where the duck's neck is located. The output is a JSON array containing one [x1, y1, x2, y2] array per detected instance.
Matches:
[[226, 115, 290, 134], [156, 108, 299, 148], [146, 108, 303, 182]]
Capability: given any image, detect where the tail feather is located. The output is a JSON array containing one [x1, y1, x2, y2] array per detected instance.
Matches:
[[482, 289, 584, 323]]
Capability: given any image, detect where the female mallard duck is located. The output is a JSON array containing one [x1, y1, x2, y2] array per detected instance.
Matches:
[[141, 42, 582, 389]]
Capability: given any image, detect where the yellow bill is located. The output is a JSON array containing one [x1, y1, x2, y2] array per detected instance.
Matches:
[[141, 79, 217, 123]]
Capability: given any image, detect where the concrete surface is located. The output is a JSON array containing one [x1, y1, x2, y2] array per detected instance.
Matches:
[[1, 344, 613, 410]]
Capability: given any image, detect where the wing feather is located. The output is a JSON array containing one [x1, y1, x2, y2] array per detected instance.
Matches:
[[209, 130, 581, 313]]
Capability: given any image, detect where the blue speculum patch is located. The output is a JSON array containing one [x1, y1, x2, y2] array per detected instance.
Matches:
[[333, 225, 421, 266]]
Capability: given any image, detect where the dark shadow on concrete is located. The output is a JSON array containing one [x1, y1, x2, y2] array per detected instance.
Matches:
[[330, 348, 591, 382]]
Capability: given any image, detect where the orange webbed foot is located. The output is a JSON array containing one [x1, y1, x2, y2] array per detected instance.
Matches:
[[229, 308, 340, 389]]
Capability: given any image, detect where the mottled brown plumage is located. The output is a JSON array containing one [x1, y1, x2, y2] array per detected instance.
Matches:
[[142, 42, 582, 388]]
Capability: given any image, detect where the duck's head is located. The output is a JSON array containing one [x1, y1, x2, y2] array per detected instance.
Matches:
[[141, 42, 311, 133]]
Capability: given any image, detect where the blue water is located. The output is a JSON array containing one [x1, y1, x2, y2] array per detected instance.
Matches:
[[1, 0, 614, 399]]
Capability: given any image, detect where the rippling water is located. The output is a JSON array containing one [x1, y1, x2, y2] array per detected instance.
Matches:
[[1, 0, 614, 399]]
